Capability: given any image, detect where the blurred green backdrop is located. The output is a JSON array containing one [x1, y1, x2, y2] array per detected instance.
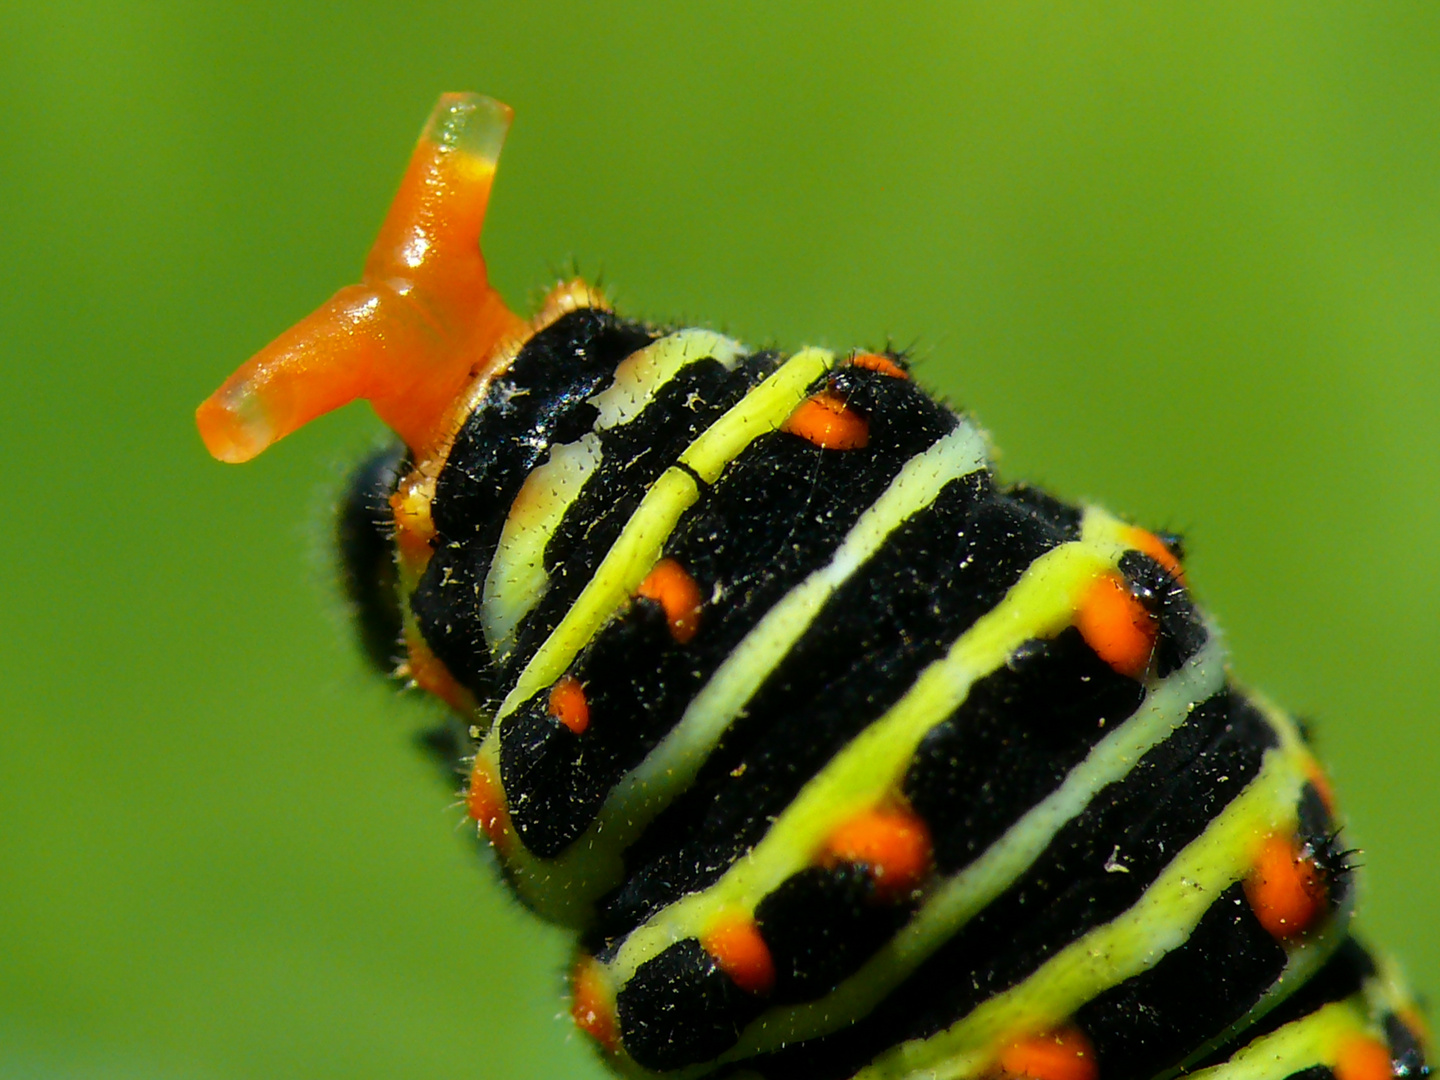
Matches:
[[4, 4, 1440, 1078]]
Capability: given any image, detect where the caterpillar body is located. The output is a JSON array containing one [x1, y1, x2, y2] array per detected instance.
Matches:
[[197, 93, 1428, 1080]]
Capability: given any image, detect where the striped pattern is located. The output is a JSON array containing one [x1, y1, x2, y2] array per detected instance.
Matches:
[[390, 304, 1427, 1080]]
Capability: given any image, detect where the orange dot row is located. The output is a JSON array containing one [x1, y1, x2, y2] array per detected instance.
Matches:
[[563, 825, 1351, 1067], [989, 1020, 1399, 1080], [695, 805, 934, 997], [565, 801, 937, 1056]]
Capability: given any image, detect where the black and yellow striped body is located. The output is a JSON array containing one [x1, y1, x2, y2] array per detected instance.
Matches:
[[347, 297, 1428, 1080]]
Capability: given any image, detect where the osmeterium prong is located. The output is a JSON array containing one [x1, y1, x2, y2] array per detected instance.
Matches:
[[196, 93, 524, 464]]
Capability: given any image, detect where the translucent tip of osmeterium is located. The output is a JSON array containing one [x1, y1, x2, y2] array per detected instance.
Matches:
[[425, 93, 513, 170], [195, 384, 274, 464]]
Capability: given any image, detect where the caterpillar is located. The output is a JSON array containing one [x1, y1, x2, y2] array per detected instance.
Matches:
[[197, 93, 1428, 1080]]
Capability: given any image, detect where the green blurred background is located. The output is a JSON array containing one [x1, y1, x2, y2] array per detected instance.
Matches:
[[4, 3, 1439, 1078]]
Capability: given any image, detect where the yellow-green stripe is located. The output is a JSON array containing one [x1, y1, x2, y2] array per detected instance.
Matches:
[[729, 626, 1227, 1057], [851, 703, 1324, 1080], [609, 513, 1140, 982]]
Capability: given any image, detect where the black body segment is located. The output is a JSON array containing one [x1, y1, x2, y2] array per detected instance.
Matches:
[[498, 349, 789, 688], [500, 368, 963, 859], [412, 308, 655, 700], [1075, 880, 1289, 1080], [903, 625, 1147, 874], [617, 939, 769, 1072], [591, 471, 1084, 945], [753, 864, 917, 1002]]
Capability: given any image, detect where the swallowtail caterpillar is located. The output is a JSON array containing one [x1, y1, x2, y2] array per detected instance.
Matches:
[[197, 93, 1429, 1080]]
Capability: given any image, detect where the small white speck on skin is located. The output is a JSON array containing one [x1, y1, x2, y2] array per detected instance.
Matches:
[[1104, 845, 1130, 874]]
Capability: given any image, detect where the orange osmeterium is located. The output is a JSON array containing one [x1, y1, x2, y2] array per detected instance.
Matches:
[[849, 351, 909, 379], [997, 1026, 1099, 1080], [637, 558, 704, 644], [196, 93, 528, 465], [823, 806, 933, 902], [783, 390, 871, 450], [549, 675, 591, 735], [1334, 1034, 1395, 1080], [1243, 833, 1327, 940], [571, 956, 619, 1053], [1075, 572, 1157, 679], [701, 912, 777, 996]]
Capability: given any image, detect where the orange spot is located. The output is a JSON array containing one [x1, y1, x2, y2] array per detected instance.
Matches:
[[549, 675, 591, 735], [701, 912, 776, 996], [637, 558, 703, 644], [822, 806, 933, 902], [1122, 525, 1185, 584], [1305, 757, 1337, 816], [1243, 833, 1327, 940], [998, 1026, 1099, 1080], [1075, 572, 1157, 679], [782, 390, 870, 450], [403, 626, 476, 714], [390, 473, 437, 571], [533, 279, 611, 330], [1335, 1034, 1394, 1080], [465, 759, 509, 847], [850, 352, 909, 379], [571, 955, 618, 1053], [196, 93, 527, 464]]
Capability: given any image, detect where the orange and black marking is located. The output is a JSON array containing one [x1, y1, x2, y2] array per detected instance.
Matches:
[[783, 387, 871, 450], [849, 350, 910, 380], [548, 674, 590, 735], [199, 93, 1427, 1080], [464, 757, 509, 848], [572, 954, 619, 1054], [1075, 570, 1157, 679], [821, 804, 934, 902], [996, 1025, 1098, 1080], [701, 912, 777, 996], [636, 558, 704, 645]]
